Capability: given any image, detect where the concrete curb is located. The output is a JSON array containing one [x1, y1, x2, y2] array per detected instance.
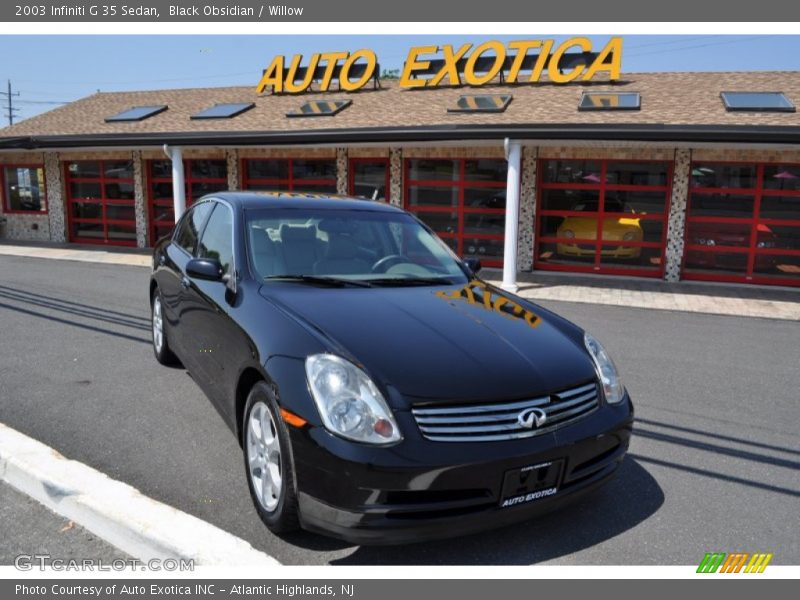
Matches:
[[0, 422, 279, 566]]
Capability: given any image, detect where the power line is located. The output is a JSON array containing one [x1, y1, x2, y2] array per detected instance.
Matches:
[[626, 35, 774, 59], [624, 35, 719, 50], [11, 69, 258, 87], [0, 80, 20, 126], [16, 99, 69, 105]]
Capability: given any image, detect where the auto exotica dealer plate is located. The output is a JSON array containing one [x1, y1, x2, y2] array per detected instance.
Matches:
[[499, 459, 564, 508]]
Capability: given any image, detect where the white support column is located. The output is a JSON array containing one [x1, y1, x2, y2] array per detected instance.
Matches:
[[164, 145, 186, 222], [502, 139, 522, 292]]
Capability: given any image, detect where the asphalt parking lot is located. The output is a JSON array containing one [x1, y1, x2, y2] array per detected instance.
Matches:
[[0, 254, 798, 565]]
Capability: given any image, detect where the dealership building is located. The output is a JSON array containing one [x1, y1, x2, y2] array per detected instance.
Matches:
[[1, 68, 799, 288]]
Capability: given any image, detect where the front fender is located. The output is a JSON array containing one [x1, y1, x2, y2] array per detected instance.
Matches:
[[264, 355, 323, 428]]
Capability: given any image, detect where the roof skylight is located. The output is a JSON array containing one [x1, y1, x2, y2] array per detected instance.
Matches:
[[448, 94, 512, 113], [286, 100, 351, 118], [190, 102, 255, 120], [578, 92, 641, 111], [105, 105, 168, 122], [720, 92, 795, 112]]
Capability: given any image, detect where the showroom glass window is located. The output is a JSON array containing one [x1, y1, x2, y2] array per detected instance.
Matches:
[[536, 160, 672, 277], [349, 158, 389, 202], [685, 162, 800, 286], [404, 158, 507, 267], [147, 159, 229, 244], [241, 158, 337, 194], [197, 203, 234, 276], [65, 160, 136, 246], [2, 165, 46, 213]]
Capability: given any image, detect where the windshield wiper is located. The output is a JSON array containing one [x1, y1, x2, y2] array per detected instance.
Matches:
[[264, 275, 373, 288], [368, 276, 455, 287]]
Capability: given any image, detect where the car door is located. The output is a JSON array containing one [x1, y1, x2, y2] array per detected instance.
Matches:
[[182, 201, 250, 410], [157, 201, 214, 362]]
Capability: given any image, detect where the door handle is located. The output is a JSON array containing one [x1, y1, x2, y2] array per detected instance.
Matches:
[[180, 276, 191, 289]]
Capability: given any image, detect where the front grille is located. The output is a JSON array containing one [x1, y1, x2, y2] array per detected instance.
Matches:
[[412, 381, 600, 442]]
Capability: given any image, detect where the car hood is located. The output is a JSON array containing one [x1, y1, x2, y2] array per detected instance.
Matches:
[[259, 280, 596, 402]]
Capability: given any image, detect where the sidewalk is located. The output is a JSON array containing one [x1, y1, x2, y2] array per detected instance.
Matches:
[[484, 270, 800, 321], [0, 240, 151, 267], [1, 241, 798, 321]]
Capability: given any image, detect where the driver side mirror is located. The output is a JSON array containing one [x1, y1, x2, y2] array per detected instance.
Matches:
[[186, 257, 224, 282], [463, 257, 482, 276]]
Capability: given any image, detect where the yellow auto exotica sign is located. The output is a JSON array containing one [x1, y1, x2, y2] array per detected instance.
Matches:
[[256, 37, 622, 94]]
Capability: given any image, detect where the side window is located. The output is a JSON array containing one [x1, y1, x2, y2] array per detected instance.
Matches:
[[198, 204, 234, 275], [174, 202, 213, 255]]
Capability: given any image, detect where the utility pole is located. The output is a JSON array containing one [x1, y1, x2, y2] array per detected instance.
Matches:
[[0, 80, 20, 126]]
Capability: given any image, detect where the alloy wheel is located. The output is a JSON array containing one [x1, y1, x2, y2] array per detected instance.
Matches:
[[246, 401, 283, 511], [152, 296, 164, 353]]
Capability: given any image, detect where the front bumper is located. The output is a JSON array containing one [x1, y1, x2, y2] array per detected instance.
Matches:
[[290, 394, 633, 545], [557, 243, 641, 259]]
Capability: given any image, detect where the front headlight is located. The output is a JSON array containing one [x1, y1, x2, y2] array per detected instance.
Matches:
[[583, 332, 625, 405], [305, 354, 402, 445]]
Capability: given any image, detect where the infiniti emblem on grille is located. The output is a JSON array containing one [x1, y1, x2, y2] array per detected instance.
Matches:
[[518, 407, 548, 429]]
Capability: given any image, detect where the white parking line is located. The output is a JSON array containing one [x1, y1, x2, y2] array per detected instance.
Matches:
[[0, 422, 279, 566]]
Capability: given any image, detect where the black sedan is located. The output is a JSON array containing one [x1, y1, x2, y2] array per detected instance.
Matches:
[[149, 192, 633, 544]]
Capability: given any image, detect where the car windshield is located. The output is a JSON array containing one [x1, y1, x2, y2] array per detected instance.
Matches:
[[246, 207, 469, 285]]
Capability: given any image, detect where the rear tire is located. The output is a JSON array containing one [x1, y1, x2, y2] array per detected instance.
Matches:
[[243, 381, 300, 534], [151, 287, 180, 366]]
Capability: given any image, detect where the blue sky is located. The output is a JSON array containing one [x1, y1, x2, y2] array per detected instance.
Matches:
[[2, 34, 799, 122]]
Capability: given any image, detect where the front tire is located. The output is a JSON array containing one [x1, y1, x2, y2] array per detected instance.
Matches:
[[243, 381, 300, 534], [151, 287, 180, 366]]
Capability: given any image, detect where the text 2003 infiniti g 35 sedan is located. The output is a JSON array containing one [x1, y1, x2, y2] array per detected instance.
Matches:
[[149, 192, 633, 544]]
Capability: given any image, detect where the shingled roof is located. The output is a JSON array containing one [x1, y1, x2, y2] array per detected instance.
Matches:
[[1, 71, 799, 148]]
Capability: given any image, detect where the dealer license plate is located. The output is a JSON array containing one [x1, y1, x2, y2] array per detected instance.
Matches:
[[499, 459, 564, 508]]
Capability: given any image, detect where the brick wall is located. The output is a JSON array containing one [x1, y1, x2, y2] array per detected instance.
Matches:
[[691, 148, 800, 163], [403, 146, 505, 158], [237, 148, 337, 159], [538, 146, 676, 161]]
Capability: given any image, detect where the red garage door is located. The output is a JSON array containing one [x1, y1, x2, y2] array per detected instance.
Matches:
[[684, 162, 800, 287], [241, 158, 338, 194], [65, 160, 137, 246], [535, 159, 672, 277], [147, 159, 228, 244], [404, 158, 508, 267]]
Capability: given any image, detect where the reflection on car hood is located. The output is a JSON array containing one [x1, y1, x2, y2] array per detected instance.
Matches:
[[260, 280, 596, 402]]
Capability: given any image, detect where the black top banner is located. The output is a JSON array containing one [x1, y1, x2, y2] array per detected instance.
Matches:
[[4, 0, 800, 21]]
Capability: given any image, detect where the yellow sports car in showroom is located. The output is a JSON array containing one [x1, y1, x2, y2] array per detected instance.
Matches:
[[556, 198, 643, 259]]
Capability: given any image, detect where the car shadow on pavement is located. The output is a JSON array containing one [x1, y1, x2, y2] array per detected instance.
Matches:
[[279, 456, 663, 564]]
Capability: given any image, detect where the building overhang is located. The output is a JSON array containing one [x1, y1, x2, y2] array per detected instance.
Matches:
[[1, 123, 800, 151]]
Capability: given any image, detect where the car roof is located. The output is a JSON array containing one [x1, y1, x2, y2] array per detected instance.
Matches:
[[204, 191, 404, 213]]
